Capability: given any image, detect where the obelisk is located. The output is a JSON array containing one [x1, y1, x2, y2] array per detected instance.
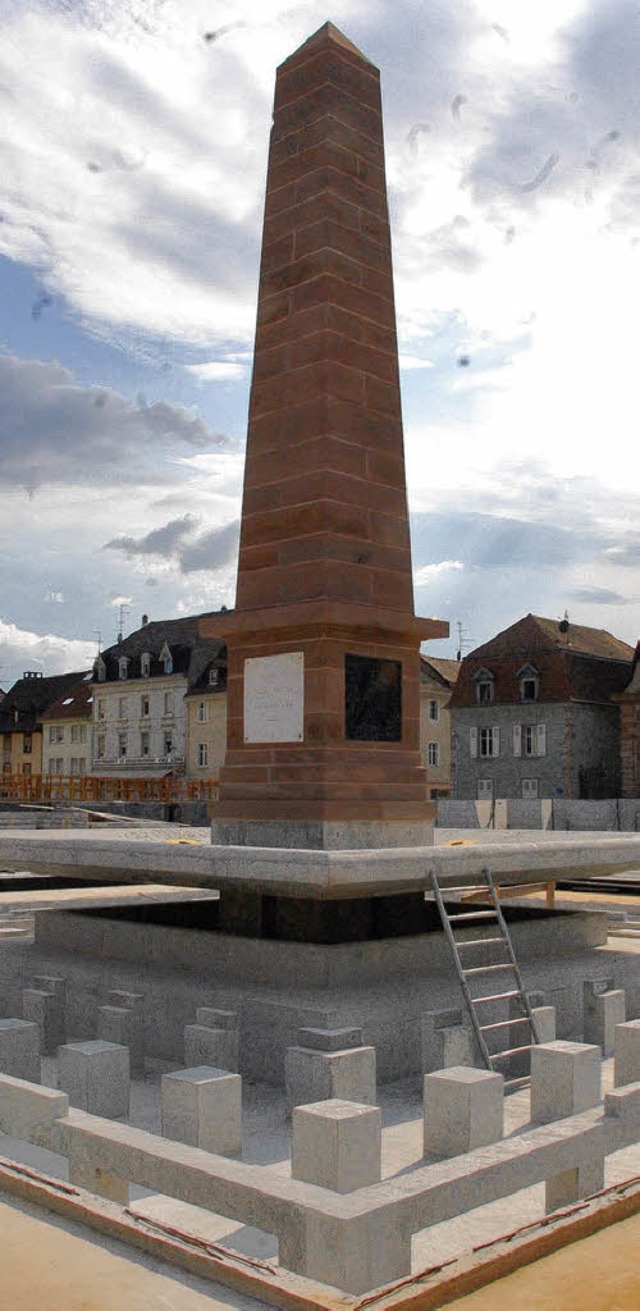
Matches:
[[203, 22, 447, 848]]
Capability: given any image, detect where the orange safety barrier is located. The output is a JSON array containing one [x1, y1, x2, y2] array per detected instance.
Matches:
[[0, 775, 219, 805]]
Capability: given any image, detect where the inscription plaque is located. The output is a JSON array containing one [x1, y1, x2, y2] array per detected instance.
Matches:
[[345, 654, 402, 742], [244, 652, 304, 743]]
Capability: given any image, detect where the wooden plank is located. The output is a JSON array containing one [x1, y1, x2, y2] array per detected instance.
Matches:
[[0, 884, 219, 913]]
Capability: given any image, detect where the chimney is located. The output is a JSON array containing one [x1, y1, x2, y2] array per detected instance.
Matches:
[[142, 614, 149, 626]]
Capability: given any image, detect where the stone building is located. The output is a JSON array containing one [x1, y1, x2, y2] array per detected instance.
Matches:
[[91, 613, 224, 778], [615, 641, 640, 797], [184, 643, 227, 779], [419, 656, 460, 798], [40, 676, 94, 776], [0, 670, 88, 777], [449, 614, 635, 801]]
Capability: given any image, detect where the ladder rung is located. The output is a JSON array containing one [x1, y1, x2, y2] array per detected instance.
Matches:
[[490, 1044, 532, 1061], [480, 1017, 531, 1033], [441, 884, 489, 893], [462, 963, 514, 976], [455, 937, 505, 948], [472, 990, 521, 1005], [449, 911, 497, 921]]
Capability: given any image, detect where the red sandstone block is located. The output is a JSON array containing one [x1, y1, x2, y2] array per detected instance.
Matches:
[[243, 436, 368, 490], [277, 28, 378, 80], [256, 289, 291, 329], [364, 373, 401, 417], [239, 500, 370, 548], [368, 510, 412, 550], [264, 180, 297, 215], [269, 137, 385, 199], [251, 359, 365, 417], [253, 329, 399, 388], [294, 163, 388, 218], [293, 217, 390, 276], [365, 448, 407, 488], [291, 274, 396, 330], [323, 303, 397, 352], [371, 569, 414, 611], [322, 396, 404, 449], [361, 263, 396, 303], [263, 188, 362, 246], [272, 86, 383, 153], [359, 209, 391, 245], [270, 113, 385, 171], [260, 232, 295, 275], [274, 49, 381, 116]]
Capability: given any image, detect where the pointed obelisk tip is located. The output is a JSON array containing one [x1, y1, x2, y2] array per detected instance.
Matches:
[[282, 20, 373, 66]]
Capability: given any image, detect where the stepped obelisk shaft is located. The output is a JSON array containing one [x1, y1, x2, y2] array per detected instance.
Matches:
[[203, 23, 447, 846]]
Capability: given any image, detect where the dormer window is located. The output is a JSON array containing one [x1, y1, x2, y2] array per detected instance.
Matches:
[[118, 657, 128, 680], [474, 668, 494, 705], [209, 668, 219, 687], [518, 664, 539, 702], [140, 653, 150, 678], [160, 642, 173, 675]]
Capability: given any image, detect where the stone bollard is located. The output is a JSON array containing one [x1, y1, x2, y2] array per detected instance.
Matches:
[[292, 1098, 381, 1192], [58, 1040, 130, 1118], [22, 988, 65, 1056], [108, 990, 144, 1016], [532, 1005, 556, 1045], [184, 1008, 239, 1072], [545, 1144, 605, 1213], [97, 1006, 144, 1078], [0, 1019, 40, 1082], [423, 1066, 504, 1159], [583, 981, 626, 1057], [285, 1027, 376, 1110], [421, 1009, 474, 1075], [161, 1066, 242, 1157], [531, 1041, 601, 1123], [614, 1019, 640, 1088]]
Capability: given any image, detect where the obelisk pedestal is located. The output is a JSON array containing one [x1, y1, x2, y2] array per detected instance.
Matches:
[[202, 23, 447, 859]]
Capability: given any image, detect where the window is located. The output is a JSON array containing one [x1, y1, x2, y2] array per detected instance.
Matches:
[[22, 762, 32, 777], [97, 699, 106, 721], [209, 668, 220, 686], [140, 731, 150, 758], [477, 778, 493, 799], [118, 657, 128, 680], [196, 702, 208, 723], [49, 725, 63, 743], [23, 733, 32, 754], [163, 691, 173, 717], [518, 664, 539, 702], [474, 668, 494, 705], [140, 694, 150, 718], [71, 724, 86, 743], [198, 742, 209, 768], [160, 643, 173, 675], [163, 732, 173, 756], [49, 758, 64, 774], [118, 696, 127, 720], [96, 734, 105, 759], [428, 699, 439, 722], [140, 653, 150, 678], [427, 741, 440, 767], [118, 732, 127, 759], [471, 725, 499, 758], [70, 757, 86, 775], [522, 778, 539, 798], [513, 724, 547, 758]]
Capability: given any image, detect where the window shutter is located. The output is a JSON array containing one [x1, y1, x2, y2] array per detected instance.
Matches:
[[493, 726, 500, 757], [513, 724, 522, 757], [470, 726, 478, 758], [537, 723, 547, 757]]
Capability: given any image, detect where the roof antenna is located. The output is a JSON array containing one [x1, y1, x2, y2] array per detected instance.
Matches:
[[455, 619, 473, 662]]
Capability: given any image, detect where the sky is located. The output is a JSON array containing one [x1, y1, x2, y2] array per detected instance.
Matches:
[[1, 0, 639, 688]]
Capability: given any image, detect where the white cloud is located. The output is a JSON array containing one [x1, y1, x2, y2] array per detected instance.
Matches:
[[399, 355, 434, 371], [0, 618, 95, 689], [185, 361, 247, 381], [414, 560, 464, 585]]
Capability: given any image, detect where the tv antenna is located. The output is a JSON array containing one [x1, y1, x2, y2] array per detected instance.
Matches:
[[93, 628, 102, 655], [455, 620, 474, 662], [116, 602, 130, 643]]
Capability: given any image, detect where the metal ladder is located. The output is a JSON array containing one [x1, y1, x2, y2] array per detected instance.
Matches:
[[429, 867, 541, 1083]]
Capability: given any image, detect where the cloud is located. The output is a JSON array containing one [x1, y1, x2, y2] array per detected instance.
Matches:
[[0, 617, 95, 689], [567, 586, 630, 605], [105, 514, 200, 558], [185, 361, 248, 381], [0, 354, 214, 490], [103, 513, 240, 574], [414, 560, 464, 585], [179, 520, 240, 573]]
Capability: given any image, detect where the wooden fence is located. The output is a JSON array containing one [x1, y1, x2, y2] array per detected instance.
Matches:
[[0, 775, 218, 805]]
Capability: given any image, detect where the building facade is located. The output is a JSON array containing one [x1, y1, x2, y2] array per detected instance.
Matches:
[[0, 670, 88, 778], [419, 656, 460, 798], [616, 641, 640, 798], [41, 677, 94, 775], [449, 615, 635, 801], [92, 614, 225, 778], [184, 648, 227, 779]]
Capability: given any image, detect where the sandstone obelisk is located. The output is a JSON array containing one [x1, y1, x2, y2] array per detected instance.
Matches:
[[203, 22, 447, 847]]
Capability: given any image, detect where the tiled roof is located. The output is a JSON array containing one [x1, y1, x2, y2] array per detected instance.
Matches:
[[96, 611, 229, 683], [41, 675, 94, 721], [421, 656, 461, 688], [468, 613, 635, 663], [0, 671, 90, 733]]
